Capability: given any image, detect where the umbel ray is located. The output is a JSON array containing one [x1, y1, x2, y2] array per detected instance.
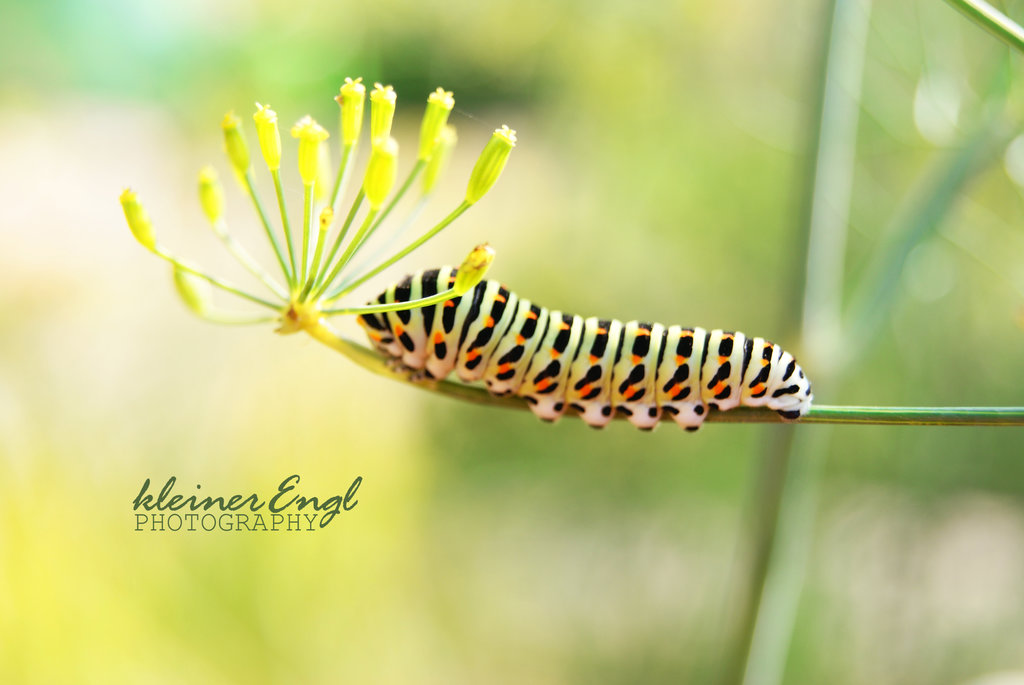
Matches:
[[119, 80, 1024, 430]]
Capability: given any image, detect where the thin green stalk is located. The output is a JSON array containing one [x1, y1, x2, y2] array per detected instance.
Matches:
[[308, 189, 366, 297], [337, 196, 430, 293], [844, 122, 1007, 354], [303, 326, 1024, 425], [241, 170, 291, 286], [368, 159, 426, 234], [943, 0, 1024, 53], [727, 1, 868, 685], [300, 183, 314, 286], [313, 208, 380, 299], [305, 215, 331, 296], [322, 286, 459, 316], [270, 168, 297, 288], [192, 311, 279, 326], [152, 246, 282, 310], [210, 220, 288, 299], [329, 143, 356, 209], [325, 201, 470, 302]]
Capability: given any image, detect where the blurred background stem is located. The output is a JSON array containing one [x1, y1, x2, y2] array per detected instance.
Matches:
[[725, 1, 871, 684], [726, 2, 1020, 685], [943, 0, 1024, 53]]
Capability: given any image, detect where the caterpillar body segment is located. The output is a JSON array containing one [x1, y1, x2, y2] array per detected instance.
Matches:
[[357, 268, 813, 430]]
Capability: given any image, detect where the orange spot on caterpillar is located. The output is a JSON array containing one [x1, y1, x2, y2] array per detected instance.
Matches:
[[465, 349, 481, 361], [589, 354, 599, 364], [394, 324, 404, 337], [494, 293, 506, 303], [369, 332, 382, 341], [718, 355, 729, 364], [596, 327, 607, 335], [560, 321, 571, 330], [498, 362, 512, 373], [516, 334, 526, 344], [631, 354, 642, 364], [535, 378, 552, 391], [485, 316, 495, 327], [751, 383, 765, 395], [444, 300, 455, 308], [635, 328, 650, 336], [580, 383, 593, 396], [433, 331, 444, 344], [550, 348, 561, 359], [622, 386, 637, 400], [525, 311, 538, 320], [676, 355, 687, 364], [712, 380, 727, 395]]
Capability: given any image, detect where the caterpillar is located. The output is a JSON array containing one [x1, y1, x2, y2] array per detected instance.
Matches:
[[357, 268, 813, 430]]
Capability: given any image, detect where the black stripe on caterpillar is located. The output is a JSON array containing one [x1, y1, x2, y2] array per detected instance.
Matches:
[[357, 267, 813, 431]]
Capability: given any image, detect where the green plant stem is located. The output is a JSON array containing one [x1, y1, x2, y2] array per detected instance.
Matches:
[[305, 215, 331, 296], [152, 246, 281, 310], [193, 311, 279, 326], [325, 200, 470, 302], [242, 170, 291, 286], [270, 169, 297, 288], [300, 183, 314, 286], [727, 1, 868, 685], [337, 196, 430, 293], [209, 219, 288, 299], [368, 159, 426, 234], [943, 0, 1024, 53], [322, 286, 459, 316], [313, 209, 380, 299], [329, 143, 355, 209], [844, 121, 1007, 354], [303, 327, 1024, 425], [336, 162, 428, 272], [308, 189, 366, 297]]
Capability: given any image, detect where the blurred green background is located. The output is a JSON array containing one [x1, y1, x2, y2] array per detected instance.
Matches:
[[2, 0, 1024, 683]]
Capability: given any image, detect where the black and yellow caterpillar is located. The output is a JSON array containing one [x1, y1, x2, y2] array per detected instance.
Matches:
[[357, 268, 813, 430]]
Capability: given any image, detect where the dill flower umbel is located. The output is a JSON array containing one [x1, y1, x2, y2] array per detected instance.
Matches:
[[119, 79, 516, 365]]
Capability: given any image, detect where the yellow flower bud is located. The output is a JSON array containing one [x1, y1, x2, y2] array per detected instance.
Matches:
[[453, 244, 496, 296], [422, 125, 457, 196], [290, 115, 330, 186], [314, 142, 332, 203], [221, 111, 250, 175], [363, 137, 399, 210], [253, 103, 282, 171], [120, 188, 156, 250], [369, 83, 396, 143], [172, 266, 212, 315], [465, 125, 516, 205], [418, 87, 455, 160], [335, 77, 366, 147], [198, 166, 224, 223], [319, 205, 334, 232]]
